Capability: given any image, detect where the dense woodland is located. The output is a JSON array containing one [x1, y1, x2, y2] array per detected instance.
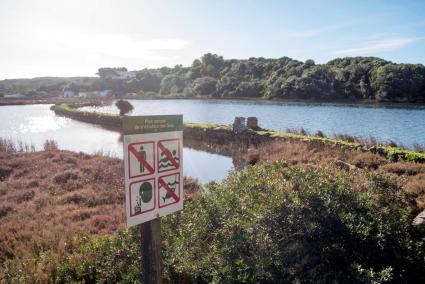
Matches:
[[1, 54, 425, 103]]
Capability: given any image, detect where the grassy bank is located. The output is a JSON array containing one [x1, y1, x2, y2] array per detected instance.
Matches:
[[2, 157, 424, 283], [51, 103, 122, 129], [51, 103, 425, 163], [1, 134, 425, 282], [257, 130, 425, 163]]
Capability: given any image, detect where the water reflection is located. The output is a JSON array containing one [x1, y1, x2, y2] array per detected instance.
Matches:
[[183, 148, 234, 184], [0, 104, 233, 183]]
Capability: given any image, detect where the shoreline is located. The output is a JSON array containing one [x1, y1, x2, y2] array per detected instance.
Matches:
[[50, 103, 425, 163], [2, 96, 425, 108], [0, 98, 112, 106], [126, 95, 425, 108]]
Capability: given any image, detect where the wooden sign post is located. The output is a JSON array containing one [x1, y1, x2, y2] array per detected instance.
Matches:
[[123, 115, 183, 283], [141, 219, 162, 283]]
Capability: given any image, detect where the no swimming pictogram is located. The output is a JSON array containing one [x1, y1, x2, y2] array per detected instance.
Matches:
[[157, 139, 180, 173], [128, 141, 155, 178]]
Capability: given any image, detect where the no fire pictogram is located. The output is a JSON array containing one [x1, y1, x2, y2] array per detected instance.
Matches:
[[157, 139, 180, 173], [128, 141, 155, 178], [158, 173, 180, 208]]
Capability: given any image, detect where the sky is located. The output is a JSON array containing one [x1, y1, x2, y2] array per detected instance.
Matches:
[[0, 0, 424, 79]]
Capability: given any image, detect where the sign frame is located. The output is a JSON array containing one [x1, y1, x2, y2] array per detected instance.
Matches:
[[123, 115, 183, 227]]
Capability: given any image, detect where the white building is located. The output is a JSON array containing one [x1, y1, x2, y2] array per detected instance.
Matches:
[[62, 86, 76, 98], [78, 91, 88, 98], [78, 90, 112, 98], [99, 90, 112, 97], [116, 70, 136, 80], [4, 93, 26, 99]]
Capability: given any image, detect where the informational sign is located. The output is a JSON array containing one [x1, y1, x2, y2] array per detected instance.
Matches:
[[123, 115, 183, 227]]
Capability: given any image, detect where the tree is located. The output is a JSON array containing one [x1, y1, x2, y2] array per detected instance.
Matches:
[[115, 100, 134, 116], [97, 67, 127, 79], [305, 59, 315, 67], [192, 77, 217, 96], [159, 74, 186, 95], [135, 70, 162, 92], [200, 53, 224, 77]]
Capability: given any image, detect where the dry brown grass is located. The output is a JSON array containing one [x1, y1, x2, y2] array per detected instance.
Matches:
[[0, 138, 35, 153], [381, 162, 425, 176], [249, 139, 387, 169], [0, 150, 124, 262], [0, 150, 200, 264], [405, 174, 425, 209], [248, 140, 425, 210], [1, 135, 423, 271]]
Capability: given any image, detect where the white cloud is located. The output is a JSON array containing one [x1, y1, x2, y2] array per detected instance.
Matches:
[[32, 29, 189, 60], [331, 37, 421, 55], [0, 26, 191, 78]]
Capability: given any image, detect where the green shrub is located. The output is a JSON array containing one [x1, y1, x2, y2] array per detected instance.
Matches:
[[164, 162, 424, 283], [3, 162, 424, 283], [55, 230, 141, 283]]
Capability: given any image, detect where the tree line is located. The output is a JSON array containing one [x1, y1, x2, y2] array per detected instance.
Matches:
[[113, 54, 425, 102], [2, 54, 425, 102]]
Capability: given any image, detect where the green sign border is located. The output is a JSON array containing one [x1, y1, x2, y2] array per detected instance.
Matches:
[[123, 115, 183, 135]]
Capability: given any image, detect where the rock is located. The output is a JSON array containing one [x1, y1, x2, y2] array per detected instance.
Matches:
[[334, 160, 358, 171], [247, 117, 259, 130], [246, 148, 259, 165], [413, 210, 425, 226], [233, 117, 247, 134]]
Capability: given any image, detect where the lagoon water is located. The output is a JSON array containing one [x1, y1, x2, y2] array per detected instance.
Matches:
[[82, 99, 425, 147], [0, 104, 233, 183], [1, 100, 425, 182]]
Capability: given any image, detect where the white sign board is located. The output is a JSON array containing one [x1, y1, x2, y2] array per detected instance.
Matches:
[[123, 115, 183, 227]]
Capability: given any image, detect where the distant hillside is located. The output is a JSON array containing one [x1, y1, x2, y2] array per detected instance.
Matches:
[[1, 54, 425, 103]]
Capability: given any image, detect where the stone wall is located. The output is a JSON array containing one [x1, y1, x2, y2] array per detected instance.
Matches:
[[184, 125, 272, 147], [233, 116, 259, 132], [247, 117, 258, 130], [51, 105, 122, 129], [233, 117, 247, 133]]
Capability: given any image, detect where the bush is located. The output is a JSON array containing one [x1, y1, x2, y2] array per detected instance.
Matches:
[[43, 139, 58, 151], [164, 163, 424, 283], [115, 100, 134, 116], [315, 130, 325, 137], [55, 231, 141, 283], [1, 231, 140, 283], [0, 138, 15, 153], [3, 162, 424, 283]]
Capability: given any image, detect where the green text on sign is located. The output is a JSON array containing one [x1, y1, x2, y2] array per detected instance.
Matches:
[[123, 115, 183, 135]]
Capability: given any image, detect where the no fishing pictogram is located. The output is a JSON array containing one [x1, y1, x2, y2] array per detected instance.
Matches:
[[157, 139, 180, 173], [158, 173, 180, 208], [128, 141, 155, 178]]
